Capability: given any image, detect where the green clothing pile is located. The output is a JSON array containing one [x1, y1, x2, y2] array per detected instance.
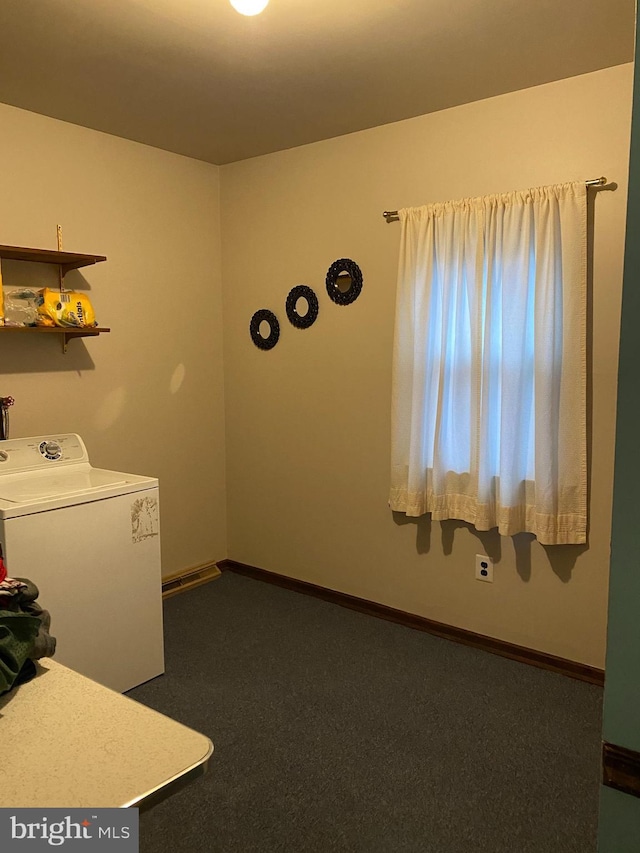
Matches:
[[0, 611, 40, 695], [0, 578, 57, 696]]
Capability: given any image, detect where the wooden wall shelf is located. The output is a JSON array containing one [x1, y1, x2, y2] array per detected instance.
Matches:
[[0, 241, 108, 351], [0, 325, 111, 353], [0, 245, 107, 276]]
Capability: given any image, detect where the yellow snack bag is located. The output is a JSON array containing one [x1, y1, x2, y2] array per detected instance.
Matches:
[[36, 288, 97, 328]]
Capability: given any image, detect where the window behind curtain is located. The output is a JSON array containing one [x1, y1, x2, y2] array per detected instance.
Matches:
[[389, 182, 587, 545]]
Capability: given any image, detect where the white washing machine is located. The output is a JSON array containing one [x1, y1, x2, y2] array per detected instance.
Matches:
[[0, 434, 164, 692]]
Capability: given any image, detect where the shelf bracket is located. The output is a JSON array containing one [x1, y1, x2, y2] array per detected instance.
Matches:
[[57, 224, 65, 292]]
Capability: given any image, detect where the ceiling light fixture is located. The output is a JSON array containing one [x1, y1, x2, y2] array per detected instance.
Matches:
[[229, 0, 269, 15]]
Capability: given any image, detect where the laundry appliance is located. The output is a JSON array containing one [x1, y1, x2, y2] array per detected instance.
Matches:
[[0, 434, 164, 692]]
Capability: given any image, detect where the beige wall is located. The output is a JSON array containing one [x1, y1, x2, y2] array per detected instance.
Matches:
[[220, 64, 633, 668], [0, 64, 629, 664], [0, 103, 227, 578]]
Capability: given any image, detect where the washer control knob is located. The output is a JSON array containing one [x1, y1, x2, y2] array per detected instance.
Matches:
[[0, 450, 8, 462], [39, 441, 62, 460]]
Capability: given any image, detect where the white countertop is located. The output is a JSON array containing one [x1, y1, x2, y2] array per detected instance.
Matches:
[[0, 659, 213, 809]]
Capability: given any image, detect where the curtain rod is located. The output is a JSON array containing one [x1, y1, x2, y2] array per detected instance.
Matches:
[[382, 177, 608, 222]]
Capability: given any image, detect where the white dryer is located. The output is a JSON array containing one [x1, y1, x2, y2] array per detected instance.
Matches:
[[0, 434, 164, 692]]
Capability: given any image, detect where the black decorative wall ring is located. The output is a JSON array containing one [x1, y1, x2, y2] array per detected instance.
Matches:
[[326, 258, 363, 306], [286, 285, 319, 329], [250, 309, 280, 350]]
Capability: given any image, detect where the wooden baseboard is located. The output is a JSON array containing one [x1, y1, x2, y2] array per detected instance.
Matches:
[[162, 562, 221, 599], [217, 558, 604, 687], [603, 742, 640, 798]]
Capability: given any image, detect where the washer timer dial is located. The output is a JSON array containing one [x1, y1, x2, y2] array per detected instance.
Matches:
[[39, 440, 62, 461]]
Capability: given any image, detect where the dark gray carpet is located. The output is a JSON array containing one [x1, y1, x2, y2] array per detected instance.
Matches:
[[128, 572, 602, 853]]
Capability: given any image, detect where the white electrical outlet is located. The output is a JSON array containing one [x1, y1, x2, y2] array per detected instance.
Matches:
[[475, 554, 493, 583]]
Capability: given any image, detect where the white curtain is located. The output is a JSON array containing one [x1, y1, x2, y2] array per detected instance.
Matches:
[[389, 182, 587, 545]]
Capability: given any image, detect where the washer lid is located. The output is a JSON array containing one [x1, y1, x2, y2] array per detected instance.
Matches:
[[0, 468, 131, 503], [0, 465, 158, 518]]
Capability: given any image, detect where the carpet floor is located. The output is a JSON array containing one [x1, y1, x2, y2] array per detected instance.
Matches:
[[128, 572, 603, 853]]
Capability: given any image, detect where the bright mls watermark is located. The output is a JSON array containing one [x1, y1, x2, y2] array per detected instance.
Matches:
[[0, 809, 138, 850]]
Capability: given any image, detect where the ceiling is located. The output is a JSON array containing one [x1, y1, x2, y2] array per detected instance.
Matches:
[[0, 0, 634, 165]]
